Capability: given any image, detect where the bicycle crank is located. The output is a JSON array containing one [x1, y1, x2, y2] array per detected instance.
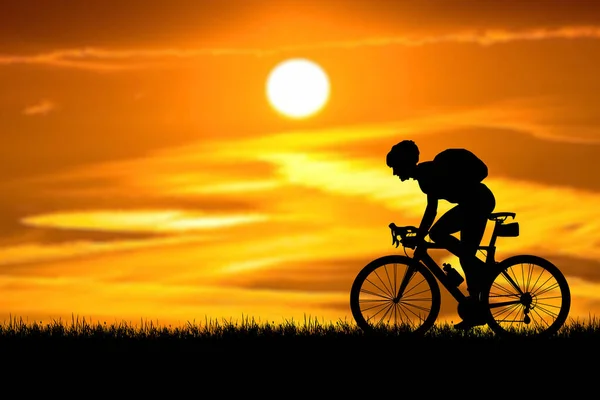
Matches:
[[457, 299, 486, 321]]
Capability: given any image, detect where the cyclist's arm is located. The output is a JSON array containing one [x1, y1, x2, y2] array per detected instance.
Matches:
[[417, 194, 438, 240]]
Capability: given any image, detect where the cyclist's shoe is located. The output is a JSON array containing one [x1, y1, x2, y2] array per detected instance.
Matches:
[[454, 296, 487, 330], [453, 318, 486, 330]]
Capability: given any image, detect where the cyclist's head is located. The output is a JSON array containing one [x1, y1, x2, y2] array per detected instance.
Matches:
[[386, 140, 419, 181]]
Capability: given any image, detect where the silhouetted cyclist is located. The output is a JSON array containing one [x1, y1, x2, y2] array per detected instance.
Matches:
[[386, 140, 496, 329]]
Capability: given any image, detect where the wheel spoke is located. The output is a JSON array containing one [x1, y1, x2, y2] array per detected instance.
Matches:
[[363, 276, 394, 300], [529, 307, 552, 327], [365, 301, 395, 323], [532, 301, 560, 320], [372, 267, 396, 298], [359, 287, 392, 301], [382, 264, 398, 299], [489, 283, 520, 299], [399, 300, 433, 314], [483, 256, 570, 338], [399, 277, 429, 299], [532, 279, 560, 298], [491, 301, 522, 322], [350, 256, 440, 335]]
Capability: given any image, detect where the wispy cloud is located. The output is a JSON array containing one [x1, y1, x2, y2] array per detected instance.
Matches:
[[22, 210, 269, 234], [0, 233, 208, 267], [22, 99, 56, 116], [2, 26, 600, 71]]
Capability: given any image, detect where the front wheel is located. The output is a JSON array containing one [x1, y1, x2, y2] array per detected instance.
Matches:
[[482, 255, 571, 338], [350, 255, 441, 335]]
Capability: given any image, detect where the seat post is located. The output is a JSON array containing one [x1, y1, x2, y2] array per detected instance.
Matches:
[[485, 221, 501, 263], [489, 221, 499, 248]]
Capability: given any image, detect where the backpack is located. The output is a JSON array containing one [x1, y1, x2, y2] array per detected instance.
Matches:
[[432, 148, 488, 186]]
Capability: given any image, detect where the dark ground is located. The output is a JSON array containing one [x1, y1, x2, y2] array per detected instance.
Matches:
[[3, 334, 597, 384], [0, 337, 594, 400]]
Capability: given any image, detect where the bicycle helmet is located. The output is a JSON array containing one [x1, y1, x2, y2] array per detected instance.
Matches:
[[386, 140, 419, 167]]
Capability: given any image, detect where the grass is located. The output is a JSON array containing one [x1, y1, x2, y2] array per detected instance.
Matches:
[[3, 314, 599, 383], [2, 313, 600, 343]]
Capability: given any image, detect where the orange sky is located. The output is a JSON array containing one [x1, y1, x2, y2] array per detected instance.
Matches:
[[1, 0, 600, 327]]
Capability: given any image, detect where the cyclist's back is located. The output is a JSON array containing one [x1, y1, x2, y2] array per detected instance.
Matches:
[[415, 148, 489, 203], [414, 160, 483, 204]]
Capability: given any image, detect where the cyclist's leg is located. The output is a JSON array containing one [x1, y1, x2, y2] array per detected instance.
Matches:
[[428, 206, 463, 255], [431, 205, 487, 328], [459, 185, 496, 296], [459, 213, 488, 296], [430, 204, 484, 296]]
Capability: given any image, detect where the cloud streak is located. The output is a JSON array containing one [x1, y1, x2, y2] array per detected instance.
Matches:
[[22, 210, 269, 234], [22, 99, 56, 116], [2, 25, 600, 71]]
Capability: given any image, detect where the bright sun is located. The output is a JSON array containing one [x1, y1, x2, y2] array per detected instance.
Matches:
[[266, 58, 330, 119]]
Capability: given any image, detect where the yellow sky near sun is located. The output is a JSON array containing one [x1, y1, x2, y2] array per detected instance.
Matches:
[[1, 1, 600, 327]]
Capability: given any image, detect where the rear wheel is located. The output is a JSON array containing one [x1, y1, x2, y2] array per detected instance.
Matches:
[[350, 255, 441, 335], [482, 255, 571, 338]]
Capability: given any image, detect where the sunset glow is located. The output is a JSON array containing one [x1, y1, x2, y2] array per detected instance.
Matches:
[[1, 0, 599, 328]]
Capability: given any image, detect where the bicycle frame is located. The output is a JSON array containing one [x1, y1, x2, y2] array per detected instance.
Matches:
[[352, 211, 569, 337], [398, 212, 519, 304], [417, 250, 469, 303]]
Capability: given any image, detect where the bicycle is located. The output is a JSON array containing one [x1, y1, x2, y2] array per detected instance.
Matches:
[[350, 211, 571, 338]]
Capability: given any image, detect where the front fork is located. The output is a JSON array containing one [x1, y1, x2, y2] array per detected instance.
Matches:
[[395, 262, 418, 301]]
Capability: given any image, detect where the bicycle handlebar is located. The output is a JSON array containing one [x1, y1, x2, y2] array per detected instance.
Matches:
[[389, 223, 419, 249]]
